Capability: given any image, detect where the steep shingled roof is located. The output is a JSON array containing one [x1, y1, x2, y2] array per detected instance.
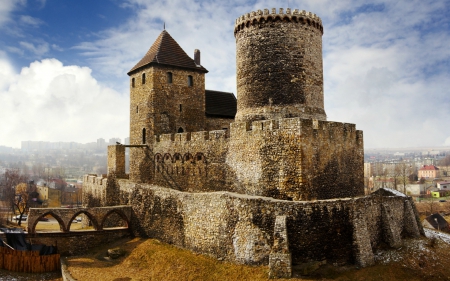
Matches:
[[205, 90, 237, 118], [128, 30, 208, 75]]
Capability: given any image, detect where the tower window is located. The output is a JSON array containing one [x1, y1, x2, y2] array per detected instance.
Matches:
[[136, 106, 139, 113], [167, 72, 173, 84], [142, 128, 146, 144], [188, 75, 193, 87], [132, 78, 135, 88], [179, 104, 182, 112], [142, 73, 146, 84], [178, 127, 184, 133]]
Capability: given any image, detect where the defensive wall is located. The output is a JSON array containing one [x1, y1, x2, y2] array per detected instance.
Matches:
[[101, 117, 363, 201], [84, 178, 423, 268]]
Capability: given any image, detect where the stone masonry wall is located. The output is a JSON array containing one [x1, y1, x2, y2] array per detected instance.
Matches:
[[152, 130, 232, 192], [227, 118, 364, 200], [109, 180, 421, 266], [104, 116, 363, 201], [4, 229, 131, 256], [129, 65, 206, 183], [234, 8, 326, 122]]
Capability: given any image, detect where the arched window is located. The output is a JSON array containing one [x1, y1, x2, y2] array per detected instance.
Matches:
[[142, 128, 146, 144], [142, 73, 146, 84], [188, 75, 193, 87], [132, 78, 135, 88], [177, 127, 184, 133], [167, 72, 173, 84]]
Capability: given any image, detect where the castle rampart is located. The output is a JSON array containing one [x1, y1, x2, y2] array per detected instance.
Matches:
[[110, 181, 421, 267]]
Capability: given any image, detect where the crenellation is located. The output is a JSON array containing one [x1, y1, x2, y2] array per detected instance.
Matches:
[[191, 131, 209, 141], [174, 132, 191, 142]]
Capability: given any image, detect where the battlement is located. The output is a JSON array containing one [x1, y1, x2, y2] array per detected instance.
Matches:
[[154, 130, 229, 144], [83, 174, 107, 185], [234, 8, 323, 35], [230, 117, 359, 137]]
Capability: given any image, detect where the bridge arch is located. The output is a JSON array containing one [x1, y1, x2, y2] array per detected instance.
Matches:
[[29, 211, 67, 234], [67, 210, 99, 232], [100, 209, 130, 230]]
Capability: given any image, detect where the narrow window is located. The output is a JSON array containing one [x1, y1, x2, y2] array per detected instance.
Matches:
[[142, 73, 146, 84], [142, 128, 146, 144], [132, 78, 135, 88], [136, 106, 139, 113], [188, 75, 193, 87], [167, 72, 173, 84], [179, 104, 182, 112], [178, 127, 184, 133]]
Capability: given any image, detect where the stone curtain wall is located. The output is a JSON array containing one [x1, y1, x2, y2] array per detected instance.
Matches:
[[227, 118, 364, 200], [152, 130, 232, 192], [111, 180, 421, 266], [234, 8, 326, 122], [113, 117, 362, 200], [82, 174, 107, 207]]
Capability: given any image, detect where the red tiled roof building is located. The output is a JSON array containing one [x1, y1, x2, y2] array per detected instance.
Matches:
[[418, 165, 440, 179]]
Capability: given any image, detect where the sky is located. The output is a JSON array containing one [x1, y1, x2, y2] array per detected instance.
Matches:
[[0, 0, 449, 149]]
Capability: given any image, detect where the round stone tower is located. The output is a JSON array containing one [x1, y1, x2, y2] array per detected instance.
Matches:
[[234, 8, 327, 122]]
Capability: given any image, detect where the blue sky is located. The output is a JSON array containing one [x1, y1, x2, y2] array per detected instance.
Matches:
[[1, 0, 450, 149]]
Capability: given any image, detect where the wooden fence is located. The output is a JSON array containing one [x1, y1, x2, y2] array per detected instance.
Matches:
[[0, 247, 60, 273]]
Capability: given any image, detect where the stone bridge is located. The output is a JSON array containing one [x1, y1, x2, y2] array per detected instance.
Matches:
[[27, 206, 132, 234]]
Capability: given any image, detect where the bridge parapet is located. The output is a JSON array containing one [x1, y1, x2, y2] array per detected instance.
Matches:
[[27, 206, 132, 234]]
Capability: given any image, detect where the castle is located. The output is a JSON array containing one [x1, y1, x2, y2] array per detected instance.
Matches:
[[83, 8, 423, 278]]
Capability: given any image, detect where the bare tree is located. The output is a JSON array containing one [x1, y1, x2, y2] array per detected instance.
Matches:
[[12, 183, 31, 226], [398, 163, 411, 194], [3, 169, 28, 224], [439, 155, 450, 176]]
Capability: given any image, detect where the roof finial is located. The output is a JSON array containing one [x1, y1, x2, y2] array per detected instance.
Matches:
[[164, 22, 165, 30]]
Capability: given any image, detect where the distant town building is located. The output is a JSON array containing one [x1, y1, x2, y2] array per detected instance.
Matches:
[[437, 181, 450, 190], [418, 165, 440, 179]]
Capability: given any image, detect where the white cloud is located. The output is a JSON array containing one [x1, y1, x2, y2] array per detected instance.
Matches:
[[0, 58, 129, 148], [19, 41, 49, 56], [19, 15, 44, 27], [3, 0, 448, 149], [0, 0, 24, 27]]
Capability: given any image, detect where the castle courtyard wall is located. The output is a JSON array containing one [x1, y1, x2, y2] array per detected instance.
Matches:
[[114, 180, 419, 266]]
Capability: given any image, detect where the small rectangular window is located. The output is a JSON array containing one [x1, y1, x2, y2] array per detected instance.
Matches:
[[179, 104, 182, 112], [142, 73, 146, 84], [132, 78, 135, 88], [167, 72, 173, 84], [188, 75, 193, 87]]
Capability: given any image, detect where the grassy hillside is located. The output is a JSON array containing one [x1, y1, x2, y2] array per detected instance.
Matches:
[[65, 235, 450, 281]]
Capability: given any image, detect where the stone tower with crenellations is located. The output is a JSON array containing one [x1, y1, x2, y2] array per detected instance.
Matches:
[[234, 8, 326, 122], [83, 8, 423, 278]]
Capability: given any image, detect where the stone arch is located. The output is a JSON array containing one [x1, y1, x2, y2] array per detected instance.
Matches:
[[67, 210, 99, 232], [30, 211, 66, 234], [183, 153, 193, 163], [163, 153, 172, 163], [173, 153, 182, 162], [100, 209, 129, 230], [194, 152, 206, 163], [154, 153, 163, 163]]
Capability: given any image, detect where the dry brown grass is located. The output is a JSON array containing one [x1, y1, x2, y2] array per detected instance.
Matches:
[[65, 235, 450, 281]]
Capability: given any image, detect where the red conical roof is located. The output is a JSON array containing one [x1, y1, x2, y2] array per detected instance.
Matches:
[[128, 30, 208, 75]]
